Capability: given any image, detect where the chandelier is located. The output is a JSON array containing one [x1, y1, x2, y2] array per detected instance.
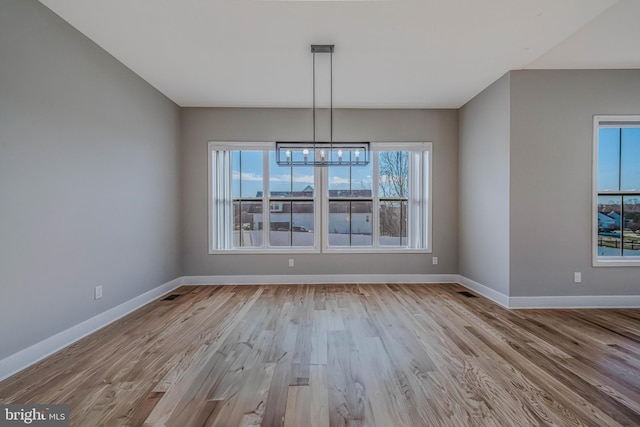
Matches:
[[275, 45, 370, 167]]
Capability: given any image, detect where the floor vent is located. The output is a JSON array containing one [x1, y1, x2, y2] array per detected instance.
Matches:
[[162, 294, 182, 301], [457, 291, 478, 298]]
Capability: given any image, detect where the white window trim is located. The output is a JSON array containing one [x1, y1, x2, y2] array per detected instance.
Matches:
[[209, 141, 432, 254], [208, 141, 321, 254], [322, 142, 432, 254], [592, 115, 640, 266]]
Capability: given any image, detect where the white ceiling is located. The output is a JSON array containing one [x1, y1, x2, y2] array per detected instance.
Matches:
[[38, 0, 639, 108]]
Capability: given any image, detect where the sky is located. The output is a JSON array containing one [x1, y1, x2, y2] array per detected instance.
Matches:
[[232, 150, 374, 198], [598, 127, 640, 195]]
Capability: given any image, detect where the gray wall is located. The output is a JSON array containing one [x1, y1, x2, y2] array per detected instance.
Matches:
[[181, 108, 458, 276], [510, 70, 640, 297], [0, 0, 181, 359], [458, 74, 511, 296]]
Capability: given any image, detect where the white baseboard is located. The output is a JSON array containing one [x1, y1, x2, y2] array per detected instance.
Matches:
[[0, 277, 182, 382], [456, 275, 510, 308], [181, 274, 459, 285], [456, 275, 640, 309], [508, 295, 640, 309]]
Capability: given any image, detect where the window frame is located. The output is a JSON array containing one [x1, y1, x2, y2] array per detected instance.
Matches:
[[592, 115, 640, 266], [209, 141, 321, 254], [321, 142, 432, 254], [209, 141, 432, 254]]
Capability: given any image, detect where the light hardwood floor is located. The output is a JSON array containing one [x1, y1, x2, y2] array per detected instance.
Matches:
[[1, 284, 640, 426]]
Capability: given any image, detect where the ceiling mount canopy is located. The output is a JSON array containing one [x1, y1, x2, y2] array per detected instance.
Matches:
[[276, 44, 370, 167]]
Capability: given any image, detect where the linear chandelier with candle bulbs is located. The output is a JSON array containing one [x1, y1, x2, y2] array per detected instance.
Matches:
[[275, 45, 370, 167]]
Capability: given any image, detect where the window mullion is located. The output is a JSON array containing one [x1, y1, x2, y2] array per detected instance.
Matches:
[[621, 195, 626, 257], [289, 201, 293, 246], [349, 201, 352, 246], [263, 150, 269, 249], [319, 166, 326, 252]]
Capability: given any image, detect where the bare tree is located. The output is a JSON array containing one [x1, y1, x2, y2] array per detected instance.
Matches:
[[379, 151, 408, 198], [379, 151, 408, 239]]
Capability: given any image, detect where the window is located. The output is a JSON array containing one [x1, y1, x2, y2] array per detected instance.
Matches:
[[210, 142, 431, 253], [324, 143, 430, 252], [210, 142, 319, 252], [593, 116, 640, 266]]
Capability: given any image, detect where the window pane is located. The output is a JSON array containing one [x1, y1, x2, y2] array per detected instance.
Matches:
[[232, 151, 263, 198], [379, 200, 407, 247], [328, 201, 350, 246], [292, 167, 315, 196], [268, 201, 315, 247], [233, 201, 263, 247], [328, 167, 350, 197], [328, 163, 372, 198], [623, 196, 640, 256], [328, 201, 372, 247], [269, 201, 291, 246], [292, 201, 314, 247], [597, 196, 621, 256], [269, 152, 315, 198], [350, 165, 373, 198], [269, 152, 291, 197], [597, 128, 621, 192], [351, 201, 372, 246], [621, 128, 640, 191], [378, 151, 408, 198]]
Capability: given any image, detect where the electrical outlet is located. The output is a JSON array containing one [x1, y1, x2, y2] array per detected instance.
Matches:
[[95, 285, 103, 300], [432, 256, 438, 265], [573, 272, 582, 284], [288, 258, 294, 268]]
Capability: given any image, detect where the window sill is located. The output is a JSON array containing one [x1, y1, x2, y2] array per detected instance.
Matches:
[[593, 257, 640, 267], [323, 247, 431, 254], [210, 248, 320, 255], [209, 248, 431, 255]]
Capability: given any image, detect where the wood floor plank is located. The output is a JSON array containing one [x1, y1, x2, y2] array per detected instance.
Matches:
[[283, 385, 310, 427], [327, 330, 366, 427], [1, 283, 639, 426], [261, 324, 298, 427], [309, 365, 329, 427]]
